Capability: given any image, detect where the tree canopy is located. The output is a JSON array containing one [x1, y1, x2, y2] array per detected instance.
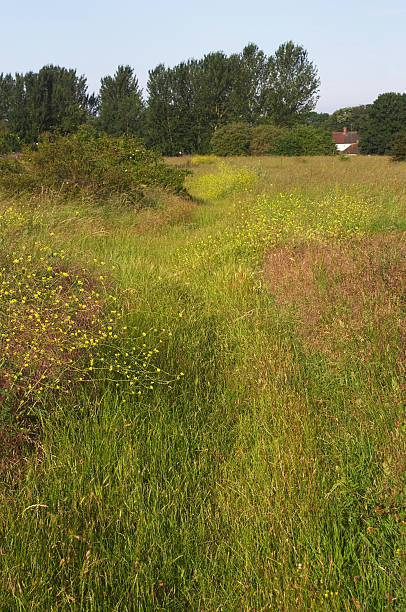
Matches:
[[2, 44, 405, 158], [359, 93, 406, 154], [99, 65, 144, 137], [0, 66, 91, 142], [264, 41, 320, 126], [144, 41, 320, 154]]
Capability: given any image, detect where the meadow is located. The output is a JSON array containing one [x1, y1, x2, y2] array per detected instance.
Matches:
[[0, 154, 405, 610]]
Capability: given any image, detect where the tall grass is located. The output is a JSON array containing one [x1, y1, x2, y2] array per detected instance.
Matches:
[[0, 156, 405, 610]]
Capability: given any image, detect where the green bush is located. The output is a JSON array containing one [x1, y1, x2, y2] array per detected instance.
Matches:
[[273, 124, 337, 156], [389, 132, 406, 161], [249, 124, 287, 155], [0, 132, 21, 155], [210, 123, 253, 156], [0, 127, 189, 202]]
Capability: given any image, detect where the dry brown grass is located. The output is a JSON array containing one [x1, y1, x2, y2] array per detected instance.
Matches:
[[264, 232, 406, 362]]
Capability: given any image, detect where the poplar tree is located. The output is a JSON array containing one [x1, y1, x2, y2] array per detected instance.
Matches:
[[99, 66, 144, 136], [265, 41, 320, 126], [3, 66, 88, 142]]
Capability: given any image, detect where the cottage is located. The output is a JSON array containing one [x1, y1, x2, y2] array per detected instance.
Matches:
[[332, 126, 359, 154]]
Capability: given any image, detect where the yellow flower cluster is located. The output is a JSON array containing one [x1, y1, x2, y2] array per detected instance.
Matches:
[[190, 154, 220, 166], [190, 162, 257, 201], [0, 207, 176, 413], [179, 185, 383, 271]]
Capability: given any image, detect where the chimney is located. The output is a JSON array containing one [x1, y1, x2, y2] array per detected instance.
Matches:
[[343, 126, 347, 134]]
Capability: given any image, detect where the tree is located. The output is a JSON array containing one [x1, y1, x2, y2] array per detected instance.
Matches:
[[143, 41, 321, 154], [359, 93, 406, 154], [196, 52, 235, 127], [146, 54, 237, 155], [305, 111, 330, 129], [5, 66, 89, 142], [85, 93, 99, 119], [227, 44, 270, 124], [0, 73, 15, 123], [265, 41, 320, 126], [145, 64, 178, 155], [99, 66, 144, 137], [389, 132, 406, 161], [327, 105, 370, 132]]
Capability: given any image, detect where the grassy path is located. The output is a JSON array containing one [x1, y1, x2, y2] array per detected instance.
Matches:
[[1, 157, 406, 610]]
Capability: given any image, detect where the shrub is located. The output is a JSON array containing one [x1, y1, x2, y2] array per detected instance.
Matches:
[[389, 132, 406, 161], [249, 124, 287, 155], [0, 127, 189, 203], [273, 124, 337, 156], [210, 123, 253, 156], [0, 132, 21, 155]]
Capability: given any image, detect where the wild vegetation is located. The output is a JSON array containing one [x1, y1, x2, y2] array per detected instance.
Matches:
[[210, 122, 336, 156], [1, 46, 406, 156], [1, 152, 405, 609], [0, 129, 188, 202]]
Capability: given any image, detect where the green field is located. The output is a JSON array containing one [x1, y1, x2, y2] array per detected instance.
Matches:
[[1, 155, 405, 610]]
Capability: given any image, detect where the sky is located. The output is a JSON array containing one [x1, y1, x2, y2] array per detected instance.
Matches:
[[2, 0, 405, 113]]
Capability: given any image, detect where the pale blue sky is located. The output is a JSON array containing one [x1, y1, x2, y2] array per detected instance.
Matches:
[[2, 0, 405, 112]]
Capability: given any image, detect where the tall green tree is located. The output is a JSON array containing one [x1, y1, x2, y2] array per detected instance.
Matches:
[[359, 93, 406, 154], [146, 54, 236, 155], [99, 66, 144, 137], [4, 66, 89, 142], [144, 41, 321, 153], [145, 64, 177, 154], [228, 44, 270, 124], [265, 41, 320, 126], [0, 73, 15, 124]]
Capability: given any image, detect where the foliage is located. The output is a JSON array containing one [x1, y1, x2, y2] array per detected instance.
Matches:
[[305, 111, 330, 128], [389, 131, 406, 161], [0, 128, 189, 201], [359, 93, 406, 154], [145, 52, 238, 156], [1, 42, 321, 154], [0, 132, 21, 154], [145, 41, 320, 154], [326, 104, 370, 132], [265, 41, 320, 126], [145, 60, 205, 155], [210, 122, 253, 156], [228, 43, 270, 124], [273, 124, 337, 156], [1, 66, 94, 143], [98, 65, 144, 136], [249, 123, 287, 154]]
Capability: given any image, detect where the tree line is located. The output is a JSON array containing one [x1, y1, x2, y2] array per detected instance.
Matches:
[[0, 42, 320, 154], [1, 41, 405, 155]]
